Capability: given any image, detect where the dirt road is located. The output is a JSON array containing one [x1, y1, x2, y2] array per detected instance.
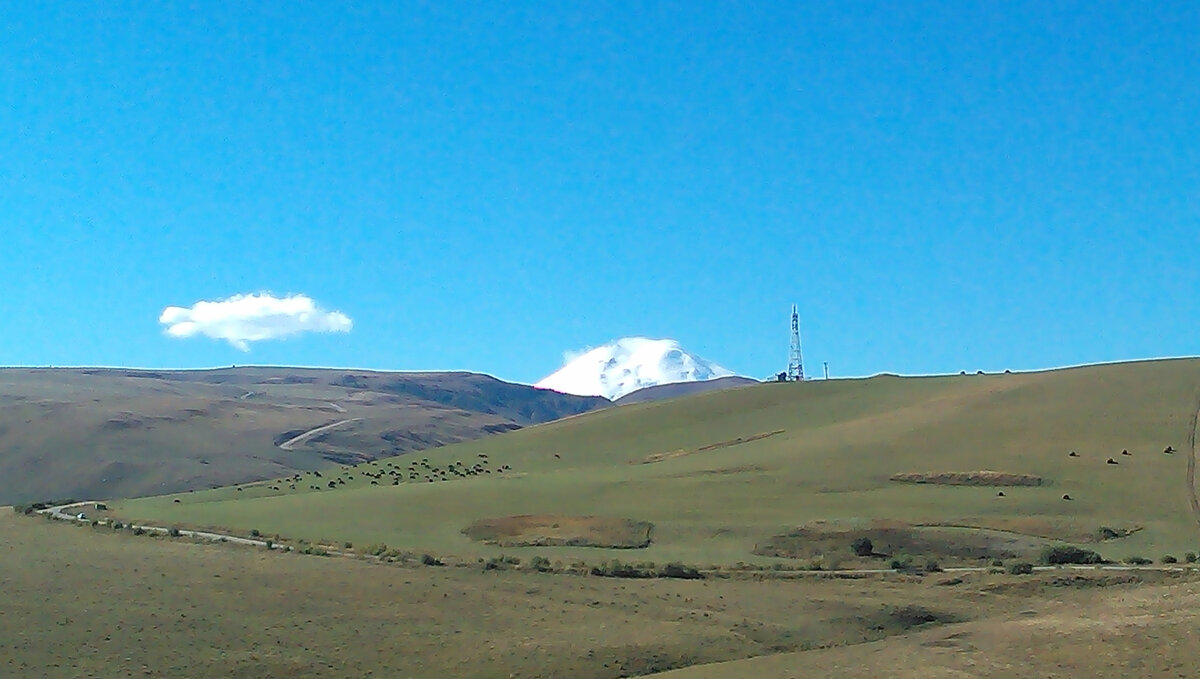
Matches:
[[277, 417, 361, 451]]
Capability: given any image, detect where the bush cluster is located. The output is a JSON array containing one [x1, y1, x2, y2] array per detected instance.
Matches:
[[1008, 562, 1034, 575], [851, 537, 874, 557], [1040, 545, 1102, 565], [589, 559, 704, 580]]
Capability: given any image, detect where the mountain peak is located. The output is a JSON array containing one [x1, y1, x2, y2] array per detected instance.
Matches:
[[535, 337, 736, 400]]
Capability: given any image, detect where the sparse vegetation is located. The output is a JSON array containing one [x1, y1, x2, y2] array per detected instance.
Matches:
[[1009, 562, 1034, 575], [1040, 545, 1103, 565], [851, 536, 873, 557], [1126, 556, 1153, 566]]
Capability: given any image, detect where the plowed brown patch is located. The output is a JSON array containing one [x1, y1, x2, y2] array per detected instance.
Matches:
[[462, 515, 653, 548]]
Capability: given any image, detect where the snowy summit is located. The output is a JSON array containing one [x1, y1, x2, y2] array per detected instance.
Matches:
[[536, 337, 736, 401]]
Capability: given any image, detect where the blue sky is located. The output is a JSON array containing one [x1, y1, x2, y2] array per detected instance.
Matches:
[[2, 1, 1197, 383]]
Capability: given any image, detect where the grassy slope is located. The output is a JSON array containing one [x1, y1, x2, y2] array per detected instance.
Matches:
[[0, 367, 605, 504], [648, 575, 1200, 679], [1, 512, 1007, 679], [115, 359, 1200, 565]]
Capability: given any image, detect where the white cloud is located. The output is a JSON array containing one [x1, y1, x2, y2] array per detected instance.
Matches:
[[159, 293, 352, 351]]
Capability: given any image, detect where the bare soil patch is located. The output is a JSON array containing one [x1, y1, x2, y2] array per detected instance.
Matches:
[[463, 515, 653, 548], [889, 470, 1043, 486], [754, 521, 1051, 562]]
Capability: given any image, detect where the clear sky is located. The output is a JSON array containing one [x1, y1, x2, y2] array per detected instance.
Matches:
[[2, 1, 1197, 383]]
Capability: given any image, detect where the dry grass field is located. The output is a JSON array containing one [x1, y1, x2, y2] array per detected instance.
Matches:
[[13, 358, 1200, 677], [113, 359, 1200, 568], [7, 510, 1200, 679]]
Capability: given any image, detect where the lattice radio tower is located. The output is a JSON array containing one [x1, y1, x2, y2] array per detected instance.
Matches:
[[787, 304, 805, 381]]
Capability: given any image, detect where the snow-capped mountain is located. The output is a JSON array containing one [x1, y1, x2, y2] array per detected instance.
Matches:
[[535, 337, 737, 401]]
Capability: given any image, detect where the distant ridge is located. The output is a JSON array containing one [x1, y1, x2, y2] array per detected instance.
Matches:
[[0, 367, 607, 504], [615, 375, 760, 405]]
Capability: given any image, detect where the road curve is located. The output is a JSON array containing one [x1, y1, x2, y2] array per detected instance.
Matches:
[[278, 418, 361, 451]]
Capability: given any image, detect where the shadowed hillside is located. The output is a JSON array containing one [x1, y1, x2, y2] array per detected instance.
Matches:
[[0, 367, 606, 504]]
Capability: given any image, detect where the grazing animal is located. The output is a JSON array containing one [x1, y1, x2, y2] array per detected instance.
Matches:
[[1165, 446, 1176, 454], [173, 498, 181, 503], [1121, 449, 1131, 456], [1062, 494, 1072, 500], [554, 453, 561, 459], [996, 491, 1005, 497], [1106, 458, 1118, 465], [1068, 451, 1079, 457]]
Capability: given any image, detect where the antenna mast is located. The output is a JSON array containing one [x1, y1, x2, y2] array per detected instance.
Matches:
[[787, 304, 804, 381]]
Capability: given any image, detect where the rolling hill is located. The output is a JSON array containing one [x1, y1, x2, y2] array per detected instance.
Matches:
[[113, 358, 1200, 567], [0, 367, 607, 504], [615, 376, 760, 405]]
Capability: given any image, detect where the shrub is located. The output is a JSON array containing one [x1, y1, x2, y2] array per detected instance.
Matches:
[[168, 527, 182, 537], [659, 562, 704, 579], [364, 543, 389, 557], [1186, 552, 1198, 564], [265, 539, 274, 550], [923, 560, 943, 573], [1040, 545, 1102, 565], [250, 529, 261, 537], [112, 521, 124, 530], [1008, 562, 1034, 575], [13, 505, 27, 515], [851, 537, 874, 557], [529, 556, 552, 572], [343, 542, 353, 550], [991, 559, 1004, 568], [1125, 556, 1152, 565], [420, 553, 442, 566], [889, 555, 913, 571], [1161, 555, 1178, 564]]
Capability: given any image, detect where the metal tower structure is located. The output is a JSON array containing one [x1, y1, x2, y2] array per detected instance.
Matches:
[[787, 304, 804, 381]]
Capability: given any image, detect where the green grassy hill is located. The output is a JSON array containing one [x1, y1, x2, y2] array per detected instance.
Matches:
[[113, 359, 1200, 567], [0, 367, 606, 504]]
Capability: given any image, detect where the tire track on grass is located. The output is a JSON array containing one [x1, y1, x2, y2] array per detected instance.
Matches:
[[1186, 391, 1200, 531]]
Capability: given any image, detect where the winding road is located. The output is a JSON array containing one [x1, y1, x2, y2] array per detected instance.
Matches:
[[277, 418, 362, 451], [41, 502, 269, 546]]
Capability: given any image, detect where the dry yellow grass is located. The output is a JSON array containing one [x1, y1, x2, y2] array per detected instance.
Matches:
[[650, 575, 1200, 678], [2, 511, 1102, 679]]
